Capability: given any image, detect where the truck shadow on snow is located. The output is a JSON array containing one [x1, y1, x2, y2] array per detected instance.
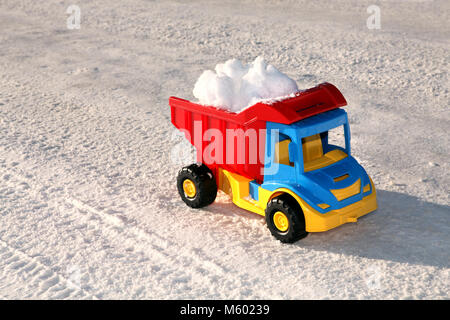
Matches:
[[298, 190, 450, 269], [206, 189, 449, 269]]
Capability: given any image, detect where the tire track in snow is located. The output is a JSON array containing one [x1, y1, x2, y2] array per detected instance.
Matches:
[[0, 238, 97, 299], [65, 198, 233, 297], [67, 198, 229, 278], [0, 165, 100, 299]]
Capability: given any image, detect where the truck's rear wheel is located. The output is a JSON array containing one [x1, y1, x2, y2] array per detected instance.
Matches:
[[265, 194, 308, 243], [177, 163, 217, 208]]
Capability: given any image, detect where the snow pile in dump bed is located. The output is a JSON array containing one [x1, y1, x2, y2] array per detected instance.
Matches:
[[193, 57, 299, 113]]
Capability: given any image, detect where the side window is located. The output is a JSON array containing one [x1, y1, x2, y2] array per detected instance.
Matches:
[[274, 134, 293, 167]]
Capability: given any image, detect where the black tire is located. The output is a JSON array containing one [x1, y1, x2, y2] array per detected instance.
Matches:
[[177, 163, 217, 208], [265, 194, 308, 243]]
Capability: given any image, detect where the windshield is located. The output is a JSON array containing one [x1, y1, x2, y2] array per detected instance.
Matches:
[[273, 124, 349, 173]]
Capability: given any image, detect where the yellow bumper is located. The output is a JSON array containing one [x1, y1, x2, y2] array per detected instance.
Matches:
[[219, 168, 377, 233], [262, 180, 377, 233], [302, 182, 377, 232]]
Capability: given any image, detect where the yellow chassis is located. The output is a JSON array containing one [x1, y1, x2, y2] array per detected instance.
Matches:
[[218, 168, 377, 232]]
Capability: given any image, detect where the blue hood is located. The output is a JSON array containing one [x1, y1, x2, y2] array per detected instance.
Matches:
[[299, 155, 372, 211]]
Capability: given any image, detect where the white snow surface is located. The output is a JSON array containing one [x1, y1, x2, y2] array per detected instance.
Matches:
[[193, 57, 299, 112], [0, 0, 449, 299]]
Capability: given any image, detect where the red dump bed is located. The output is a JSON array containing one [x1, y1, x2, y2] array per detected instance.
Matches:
[[169, 82, 347, 183]]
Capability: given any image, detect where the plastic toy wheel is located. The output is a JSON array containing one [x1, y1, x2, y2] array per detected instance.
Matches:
[[265, 194, 308, 243], [177, 163, 217, 208]]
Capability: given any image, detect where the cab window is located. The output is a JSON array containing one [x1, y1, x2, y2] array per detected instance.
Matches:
[[274, 134, 293, 167]]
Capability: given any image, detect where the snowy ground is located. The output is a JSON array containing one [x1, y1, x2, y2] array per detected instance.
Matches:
[[0, 0, 449, 299]]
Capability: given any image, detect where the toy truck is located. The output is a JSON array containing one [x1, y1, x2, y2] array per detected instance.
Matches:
[[169, 82, 377, 243]]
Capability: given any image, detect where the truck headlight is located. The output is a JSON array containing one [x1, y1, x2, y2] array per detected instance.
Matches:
[[317, 203, 330, 209], [363, 183, 371, 193]]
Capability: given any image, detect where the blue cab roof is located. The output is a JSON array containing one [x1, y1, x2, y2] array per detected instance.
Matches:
[[274, 108, 349, 138]]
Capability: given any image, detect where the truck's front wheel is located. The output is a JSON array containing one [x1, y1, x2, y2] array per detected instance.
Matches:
[[265, 194, 308, 243], [177, 163, 217, 208]]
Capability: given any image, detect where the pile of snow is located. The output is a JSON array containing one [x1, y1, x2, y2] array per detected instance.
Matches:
[[193, 57, 299, 113]]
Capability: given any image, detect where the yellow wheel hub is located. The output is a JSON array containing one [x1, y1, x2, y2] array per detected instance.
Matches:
[[183, 179, 197, 198], [273, 211, 289, 232]]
